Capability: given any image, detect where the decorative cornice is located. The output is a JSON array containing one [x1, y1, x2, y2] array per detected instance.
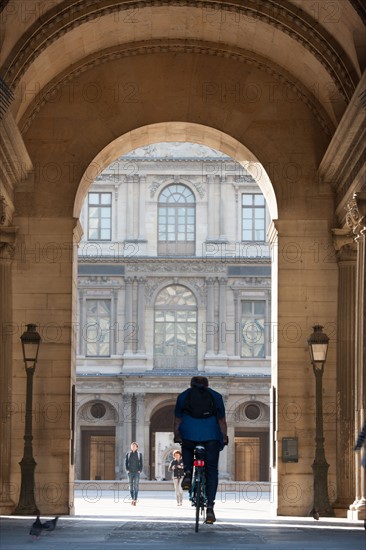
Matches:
[[125, 259, 228, 273], [78, 254, 271, 265], [2, 0, 358, 104], [20, 39, 334, 136]]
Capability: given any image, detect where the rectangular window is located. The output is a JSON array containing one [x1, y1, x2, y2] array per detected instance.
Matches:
[[241, 300, 265, 358], [85, 299, 111, 356], [242, 194, 265, 242], [88, 192, 112, 241]]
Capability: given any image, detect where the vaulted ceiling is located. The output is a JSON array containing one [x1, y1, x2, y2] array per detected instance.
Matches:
[[1, 1, 365, 134]]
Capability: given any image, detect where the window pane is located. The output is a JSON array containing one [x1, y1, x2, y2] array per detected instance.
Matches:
[[255, 209, 265, 220], [101, 193, 112, 204], [89, 219, 99, 229], [88, 194, 99, 204], [242, 195, 252, 205], [101, 207, 111, 218], [242, 301, 252, 314], [89, 207, 99, 218], [254, 301, 265, 314]]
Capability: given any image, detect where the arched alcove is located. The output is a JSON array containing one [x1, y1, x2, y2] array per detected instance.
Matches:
[[149, 403, 176, 480]]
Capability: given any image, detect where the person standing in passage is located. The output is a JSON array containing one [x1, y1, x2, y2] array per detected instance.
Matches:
[[168, 449, 184, 506], [125, 442, 143, 506]]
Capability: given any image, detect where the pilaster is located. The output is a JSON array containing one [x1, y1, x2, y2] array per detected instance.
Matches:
[[0, 227, 17, 513], [345, 193, 366, 520], [331, 228, 356, 515]]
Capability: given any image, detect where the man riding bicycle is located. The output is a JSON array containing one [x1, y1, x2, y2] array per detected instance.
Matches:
[[173, 376, 228, 524]]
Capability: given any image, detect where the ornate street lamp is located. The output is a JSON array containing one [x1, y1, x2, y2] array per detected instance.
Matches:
[[13, 324, 41, 515], [307, 324, 334, 519]]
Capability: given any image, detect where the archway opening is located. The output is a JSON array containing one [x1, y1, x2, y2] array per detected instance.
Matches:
[[73, 125, 278, 501]]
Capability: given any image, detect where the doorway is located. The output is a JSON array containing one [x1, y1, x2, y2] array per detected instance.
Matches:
[[81, 428, 116, 480], [235, 432, 269, 481]]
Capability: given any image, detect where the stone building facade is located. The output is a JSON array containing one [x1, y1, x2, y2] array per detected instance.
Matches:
[[75, 144, 271, 482]]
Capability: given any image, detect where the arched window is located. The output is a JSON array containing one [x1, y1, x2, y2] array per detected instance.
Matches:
[[158, 184, 195, 255], [154, 285, 197, 370]]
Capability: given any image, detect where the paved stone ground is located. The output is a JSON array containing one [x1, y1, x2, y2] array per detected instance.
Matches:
[[1, 491, 364, 549]]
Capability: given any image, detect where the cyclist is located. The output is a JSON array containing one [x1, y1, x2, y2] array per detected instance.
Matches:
[[173, 376, 228, 524]]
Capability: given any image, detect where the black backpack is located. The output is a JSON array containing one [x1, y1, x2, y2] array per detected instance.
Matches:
[[183, 386, 217, 419]]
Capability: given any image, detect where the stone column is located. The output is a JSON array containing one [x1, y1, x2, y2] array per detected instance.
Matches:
[[125, 176, 134, 240], [218, 395, 230, 480], [138, 177, 145, 240], [218, 277, 228, 355], [124, 277, 134, 354], [205, 277, 215, 355], [114, 184, 119, 240], [115, 419, 124, 480], [78, 289, 84, 355], [332, 229, 356, 515], [219, 176, 226, 241], [135, 394, 147, 478], [346, 194, 366, 520], [0, 226, 17, 513], [137, 277, 145, 354], [123, 393, 133, 454], [206, 175, 215, 240], [233, 290, 240, 357]]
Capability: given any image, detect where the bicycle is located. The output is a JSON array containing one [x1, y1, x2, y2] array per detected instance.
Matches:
[[189, 444, 208, 532]]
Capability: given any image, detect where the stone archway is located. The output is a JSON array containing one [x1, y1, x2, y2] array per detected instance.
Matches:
[[2, 0, 361, 516]]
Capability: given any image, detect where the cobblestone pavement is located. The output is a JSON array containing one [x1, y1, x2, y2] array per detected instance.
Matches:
[[1, 491, 364, 550]]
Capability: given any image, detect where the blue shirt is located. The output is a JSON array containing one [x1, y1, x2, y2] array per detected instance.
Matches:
[[175, 387, 225, 442]]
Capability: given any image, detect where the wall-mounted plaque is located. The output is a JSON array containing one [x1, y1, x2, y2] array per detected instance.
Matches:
[[282, 437, 298, 462]]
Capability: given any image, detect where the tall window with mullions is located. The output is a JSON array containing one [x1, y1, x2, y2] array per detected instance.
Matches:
[[88, 192, 112, 241], [242, 194, 265, 242], [158, 184, 195, 255], [154, 285, 197, 369], [241, 300, 265, 358], [85, 299, 111, 357]]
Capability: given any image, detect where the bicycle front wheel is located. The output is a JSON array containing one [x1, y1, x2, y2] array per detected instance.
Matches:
[[195, 479, 201, 532]]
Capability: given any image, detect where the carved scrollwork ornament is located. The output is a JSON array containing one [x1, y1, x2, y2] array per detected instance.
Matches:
[[345, 195, 366, 239]]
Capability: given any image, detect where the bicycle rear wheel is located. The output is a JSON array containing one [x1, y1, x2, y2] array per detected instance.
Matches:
[[195, 479, 201, 532]]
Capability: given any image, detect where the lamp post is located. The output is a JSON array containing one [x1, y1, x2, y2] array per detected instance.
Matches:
[[13, 324, 41, 515], [307, 324, 334, 519]]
